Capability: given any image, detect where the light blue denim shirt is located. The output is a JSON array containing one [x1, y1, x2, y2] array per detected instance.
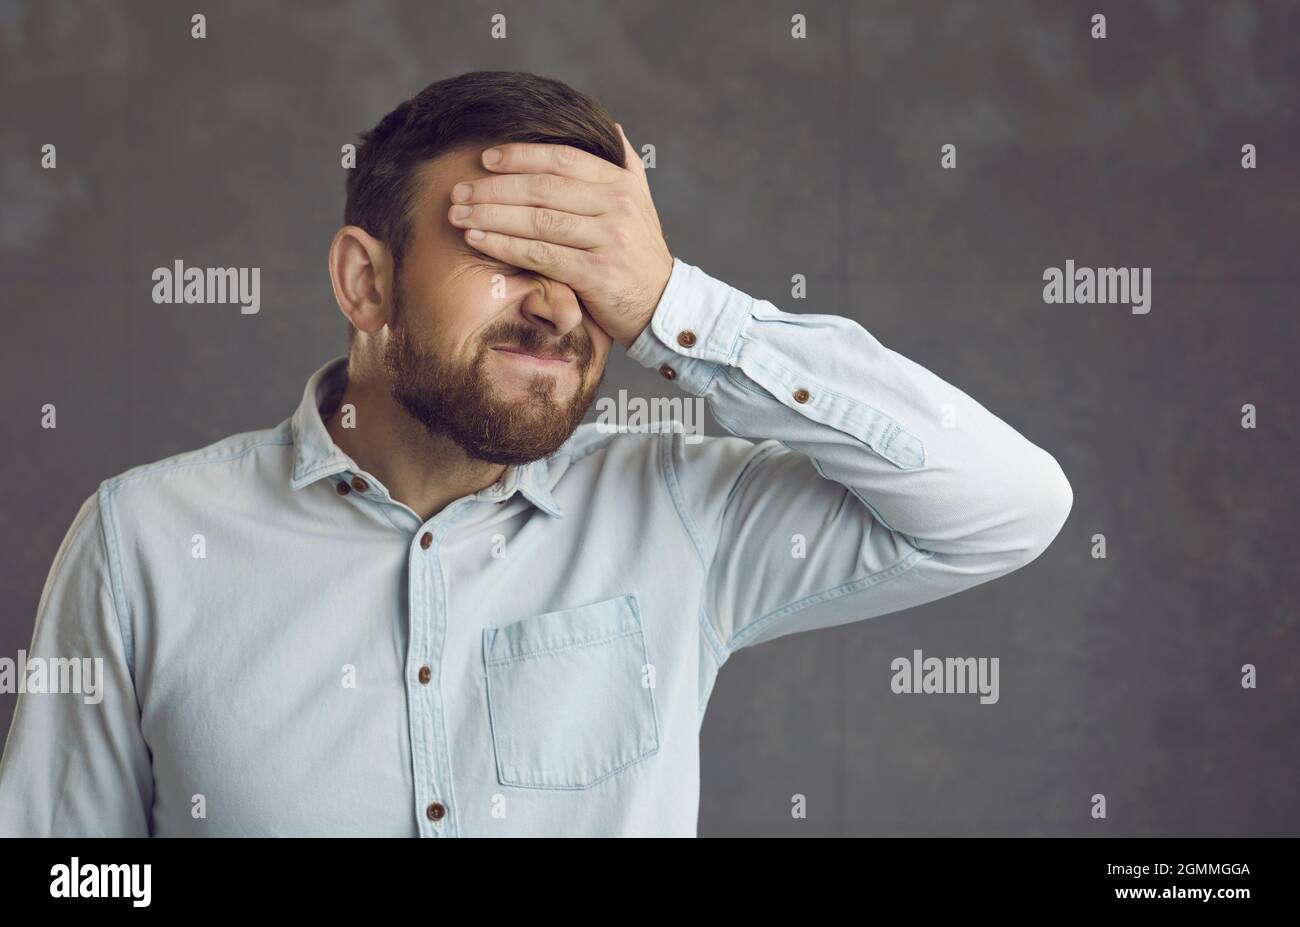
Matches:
[[0, 257, 1071, 836]]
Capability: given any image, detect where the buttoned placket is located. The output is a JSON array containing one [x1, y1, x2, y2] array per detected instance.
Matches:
[[331, 463, 522, 837], [333, 469, 488, 837], [406, 496, 474, 838]]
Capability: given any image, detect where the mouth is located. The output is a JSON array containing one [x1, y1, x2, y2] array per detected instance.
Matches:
[[491, 346, 574, 367]]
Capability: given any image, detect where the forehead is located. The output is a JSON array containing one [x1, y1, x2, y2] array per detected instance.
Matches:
[[410, 147, 498, 251]]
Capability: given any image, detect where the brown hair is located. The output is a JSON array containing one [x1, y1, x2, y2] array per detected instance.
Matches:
[[343, 71, 625, 346]]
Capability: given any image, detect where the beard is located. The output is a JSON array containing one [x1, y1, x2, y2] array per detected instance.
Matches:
[[381, 285, 604, 465]]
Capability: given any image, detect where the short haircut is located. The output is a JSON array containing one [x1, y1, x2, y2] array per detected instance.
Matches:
[[342, 70, 625, 346]]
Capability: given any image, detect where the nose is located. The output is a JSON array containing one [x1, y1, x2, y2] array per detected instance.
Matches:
[[519, 277, 585, 340]]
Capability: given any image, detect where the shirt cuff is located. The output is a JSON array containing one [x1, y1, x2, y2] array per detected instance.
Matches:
[[625, 257, 753, 396]]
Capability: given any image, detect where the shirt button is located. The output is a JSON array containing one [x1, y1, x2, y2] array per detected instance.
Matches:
[[676, 330, 697, 348], [419, 532, 433, 550], [426, 802, 446, 821], [418, 665, 432, 685], [658, 364, 677, 380], [793, 388, 811, 403], [335, 481, 351, 495], [350, 476, 369, 492]]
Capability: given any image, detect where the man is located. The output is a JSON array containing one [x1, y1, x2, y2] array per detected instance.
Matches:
[[0, 70, 1071, 836]]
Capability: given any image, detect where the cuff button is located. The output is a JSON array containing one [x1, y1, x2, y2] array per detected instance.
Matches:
[[676, 330, 697, 348], [658, 364, 678, 380], [793, 388, 811, 403]]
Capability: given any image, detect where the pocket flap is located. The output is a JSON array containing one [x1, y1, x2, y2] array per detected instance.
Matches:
[[484, 593, 641, 665]]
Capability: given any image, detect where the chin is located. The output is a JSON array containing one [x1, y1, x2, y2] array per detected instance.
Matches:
[[489, 378, 576, 407]]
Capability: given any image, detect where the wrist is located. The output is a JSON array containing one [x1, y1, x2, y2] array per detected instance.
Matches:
[[617, 259, 674, 351]]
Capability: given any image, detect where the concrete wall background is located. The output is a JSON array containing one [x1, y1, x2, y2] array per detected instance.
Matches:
[[1, 0, 1296, 835]]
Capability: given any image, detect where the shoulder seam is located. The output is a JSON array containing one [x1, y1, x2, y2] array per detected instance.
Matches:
[[657, 430, 708, 569], [657, 432, 734, 669], [96, 483, 137, 688], [102, 426, 291, 493]]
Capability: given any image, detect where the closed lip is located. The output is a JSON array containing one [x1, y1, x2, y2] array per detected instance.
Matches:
[[492, 346, 573, 364]]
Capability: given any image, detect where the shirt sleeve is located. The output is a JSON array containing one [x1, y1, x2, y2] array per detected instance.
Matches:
[[0, 487, 154, 836], [627, 257, 1073, 655]]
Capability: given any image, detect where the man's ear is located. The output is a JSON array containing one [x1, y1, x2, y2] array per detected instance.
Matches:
[[329, 225, 395, 338]]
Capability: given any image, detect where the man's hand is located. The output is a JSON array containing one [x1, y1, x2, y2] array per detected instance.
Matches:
[[447, 122, 674, 350]]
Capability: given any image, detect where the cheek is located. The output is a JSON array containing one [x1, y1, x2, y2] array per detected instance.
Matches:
[[424, 276, 500, 356], [585, 341, 613, 384], [585, 319, 614, 354]]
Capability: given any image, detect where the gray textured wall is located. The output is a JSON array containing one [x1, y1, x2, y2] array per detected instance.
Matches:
[[2, 0, 1297, 836]]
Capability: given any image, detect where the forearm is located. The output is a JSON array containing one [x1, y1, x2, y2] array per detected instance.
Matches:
[[627, 257, 1073, 564]]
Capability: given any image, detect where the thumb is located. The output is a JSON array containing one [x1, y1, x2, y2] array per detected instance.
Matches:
[[615, 122, 650, 193]]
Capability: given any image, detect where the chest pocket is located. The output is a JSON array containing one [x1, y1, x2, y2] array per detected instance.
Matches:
[[482, 593, 661, 790]]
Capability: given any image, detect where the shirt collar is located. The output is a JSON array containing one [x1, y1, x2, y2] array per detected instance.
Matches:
[[288, 354, 564, 518]]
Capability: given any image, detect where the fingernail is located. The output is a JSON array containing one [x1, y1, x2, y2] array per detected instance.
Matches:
[[467, 228, 485, 241], [451, 183, 472, 202], [450, 205, 472, 219], [482, 148, 502, 165]]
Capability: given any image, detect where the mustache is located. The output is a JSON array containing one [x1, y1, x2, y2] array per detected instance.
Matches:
[[486, 326, 591, 365]]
